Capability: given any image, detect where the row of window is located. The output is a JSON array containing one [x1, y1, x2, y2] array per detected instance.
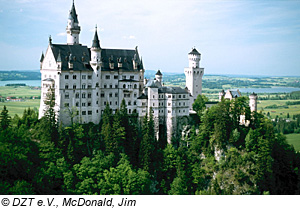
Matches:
[[65, 75, 92, 80], [106, 75, 135, 80], [65, 92, 92, 99]]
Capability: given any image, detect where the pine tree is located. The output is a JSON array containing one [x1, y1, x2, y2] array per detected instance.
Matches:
[[0, 105, 11, 131]]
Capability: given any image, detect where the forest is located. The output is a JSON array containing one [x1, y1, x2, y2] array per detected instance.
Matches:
[[0, 91, 300, 195]]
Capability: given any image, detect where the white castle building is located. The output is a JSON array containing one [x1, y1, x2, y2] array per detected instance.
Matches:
[[39, 1, 204, 143]]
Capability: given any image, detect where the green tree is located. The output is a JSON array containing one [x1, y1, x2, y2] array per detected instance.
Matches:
[[0, 106, 11, 131], [192, 94, 208, 118]]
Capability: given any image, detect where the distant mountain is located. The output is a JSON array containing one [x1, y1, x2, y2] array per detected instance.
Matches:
[[0, 70, 40, 81]]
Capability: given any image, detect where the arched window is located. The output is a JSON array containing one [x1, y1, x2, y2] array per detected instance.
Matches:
[[123, 84, 126, 88], [134, 84, 137, 89]]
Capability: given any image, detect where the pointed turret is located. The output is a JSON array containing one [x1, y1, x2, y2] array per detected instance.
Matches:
[[90, 25, 101, 71], [66, 0, 81, 45], [91, 25, 101, 49], [40, 52, 44, 63], [69, 0, 78, 23]]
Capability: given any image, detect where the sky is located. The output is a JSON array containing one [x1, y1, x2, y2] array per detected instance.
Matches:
[[0, 0, 300, 76]]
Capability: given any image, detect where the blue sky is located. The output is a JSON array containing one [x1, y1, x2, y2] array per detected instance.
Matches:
[[0, 0, 300, 76]]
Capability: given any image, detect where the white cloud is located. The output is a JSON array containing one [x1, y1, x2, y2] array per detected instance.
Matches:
[[57, 32, 66, 37]]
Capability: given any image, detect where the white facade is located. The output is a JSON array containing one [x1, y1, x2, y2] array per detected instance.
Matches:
[[184, 48, 204, 110]]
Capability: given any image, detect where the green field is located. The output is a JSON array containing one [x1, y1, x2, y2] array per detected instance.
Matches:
[[285, 133, 300, 152], [0, 86, 40, 98], [258, 100, 300, 118], [0, 99, 40, 117]]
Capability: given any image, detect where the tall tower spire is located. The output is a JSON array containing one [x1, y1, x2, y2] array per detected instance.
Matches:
[[90, 25, 101, 71], [66, 0, 81, 45]]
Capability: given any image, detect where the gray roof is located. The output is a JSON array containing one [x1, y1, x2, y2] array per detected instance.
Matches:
[[158, 86, 189, 94], [137, 93, 148, 99], [49, 44, 143, 72], [92, 29, 101, 49], [145, 80, 159, 88], [101, 48, 143, 71], [189, 48, 200, 55], [50, 44, 92, 71], [156, 70, 162, 76], [43, 78, 54, 82], [69, 2, 79, 23], [230, 90, 242, 98]]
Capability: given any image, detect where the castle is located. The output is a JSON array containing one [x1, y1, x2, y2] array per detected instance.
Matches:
[[38, 1, 204, 143], [39, 2, 257, 143]]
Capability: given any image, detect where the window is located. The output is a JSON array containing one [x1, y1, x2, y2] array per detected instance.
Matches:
[[75, 93, 79, 98], [82, 103, 86, 106], [168, 95, 171, 98], [115, 93, 118, 97], [88, 75, 92, 79], [179, 102, 181, 106], [65, 75, 69, 79], [101, 93, 105, 98], [173, 95, 175, 99], [88, 111, 92, 115], [183, 110, 185, 113], [122, 75, 126, 79], [128, 101, 131, 105], [96, 82, 99, 87], [168, 110, 171, 113], [104, 84, 107, 88], [65, 93, 69, 99], [142, 102, 146, 106], [88, 84, 92, 89], [65, 84, 69, 89], [73, 75, 77, 79], [114, 75, 118, 79], [109, 101, 112, 105], [179, 95, 181, 98], [96, 92, 99, 96], [153, 95, 155, 98], [115, 84, 118, 89], [88, 93, 92, 98], [82, 111, 86, 115], [82, 84, 86, 89], [96, 101, 98, 104], [134, 84, 137, 89], [115, 101, 118, 105], [168, 103, 171, 106], [183, 102, 185, 106], [76, 102, 79, 107], [109, 93, 112, 97], [129, 109, 131, 114], [183, 95, 186, 98], [153, 103, 155, 106], [134, 101, 136, 105], [130, 75, 134, 79], [110, 84, 112, 88], [134, 93, 137, 97], [104, 101, 106, 105], [105, 75, 110, 79], [123, 84, 126, 89], [73, 84, 76, 89], [179, 110, 181, 113], [82, 93, 86, 98], [82, 75, 86, 79], [64, 103, 69, 107]]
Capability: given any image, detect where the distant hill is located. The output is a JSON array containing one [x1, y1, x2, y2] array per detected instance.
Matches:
[[0, 70, 40, 81]]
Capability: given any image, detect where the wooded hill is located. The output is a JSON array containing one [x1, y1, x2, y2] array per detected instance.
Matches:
[[0, 93, 299, 194]]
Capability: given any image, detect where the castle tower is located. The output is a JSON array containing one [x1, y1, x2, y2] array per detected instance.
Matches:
[[66, 0, 81, 45], [155, 70, 162, 83], [184, 47, 204, 109], [90, 26, 101, 71], [249, 92, 258, 112]]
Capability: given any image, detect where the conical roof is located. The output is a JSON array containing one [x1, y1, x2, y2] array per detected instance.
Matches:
[[92, 27, 101, 49], [69, 1, 79, 23], [189, 47, 200, 55]]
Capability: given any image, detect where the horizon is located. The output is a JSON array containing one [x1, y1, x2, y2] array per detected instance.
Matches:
[[0, 0, 300, 76]]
